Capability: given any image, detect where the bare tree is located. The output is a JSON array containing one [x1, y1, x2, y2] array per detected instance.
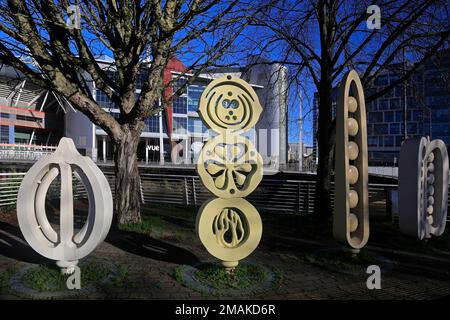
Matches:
[[0, 0, 259, 224], [251, 0, 449, 221]]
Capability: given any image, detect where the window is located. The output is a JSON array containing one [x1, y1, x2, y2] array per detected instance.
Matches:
[[390, 99, 400, 110], [14, 131, 32, 144], [389, 74, 399, 84], [407, 123, 417, 134], [395, 85, 403, 98], [395, 111, 404, 122], [389, 123, 400, 135], [379, 99, 389, 110], [173, 96, 187, 114], [374, 75, 388, 86], [412, 110, 422, 122], [136, 69, 150, 89], [374, 124, 388, 135], [16, 115, 42, 123], [0, 125, 9, 143], [368, 137, 379, 147], [188, 118, 207, 134], [173, 117, 187, 134], [173, 78, 188, 95], [384, 111, 394, 122], [368, 112, 382, 123], [384, 136, 394, 147], [188, 86, 205, 112], [96, 90, 116, 109], [144, 116, 160, 133]]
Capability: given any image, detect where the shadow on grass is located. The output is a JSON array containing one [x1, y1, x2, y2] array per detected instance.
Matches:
[[0, 221, 47, 264], [106, 228, 200, 266]]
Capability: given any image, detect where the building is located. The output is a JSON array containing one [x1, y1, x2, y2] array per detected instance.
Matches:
[[423, 50, 450, 145], [364, 64, 429, 165], [243, 59, 289, 167], [312, 50, 449, 166], [0, 63, 66, 160], [61, 56, 289, 167]]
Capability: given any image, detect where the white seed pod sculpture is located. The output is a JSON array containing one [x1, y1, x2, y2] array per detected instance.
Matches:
[[334, 70, 369, 252], [17, 138, 113, 274], [399, 137, 448, 240]]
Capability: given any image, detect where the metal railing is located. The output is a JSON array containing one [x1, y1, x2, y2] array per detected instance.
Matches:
[[0, 171, 88, 207], [0, 170, 398, 216], [3, 168, 450, 225], [0, 144, 57, 161]]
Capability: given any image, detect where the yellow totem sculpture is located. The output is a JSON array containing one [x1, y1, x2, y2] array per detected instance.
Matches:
[[196, 75, 263, 270], [333, 70, 369, 253]]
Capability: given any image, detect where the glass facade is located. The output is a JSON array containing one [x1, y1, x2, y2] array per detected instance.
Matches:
[[187, 86, 205, 112], [173, 95, 187, 114], [96, 90, 116, 109], [312, 52, 450, 165], [144, 116, 160, 133], [0, 125, 9, 143], [188, 118, 207, 134], [173, 116, 187, 134]]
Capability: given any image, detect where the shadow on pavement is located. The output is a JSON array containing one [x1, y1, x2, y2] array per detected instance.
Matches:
[[106, 229, 200, 266]]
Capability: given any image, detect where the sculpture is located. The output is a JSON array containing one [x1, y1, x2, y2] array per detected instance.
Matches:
[[196, 75, 263, 271], [333, 70, 369, 253], [17, 138, 113, 274], [399, 137, 448, 240]]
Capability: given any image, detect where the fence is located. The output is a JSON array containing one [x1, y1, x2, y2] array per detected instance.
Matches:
[[1, 170, 398, 216], [0, 145, 57, 161], [0, 171, 89, 207]]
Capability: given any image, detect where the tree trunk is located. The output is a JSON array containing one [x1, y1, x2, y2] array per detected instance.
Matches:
[[114, 127, 142, 225], [313, 78, 335, 222]]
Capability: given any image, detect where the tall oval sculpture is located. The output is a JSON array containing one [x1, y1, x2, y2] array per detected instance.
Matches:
[[196, 75, 263, 271], [333, 70, 369, 252], [17, 138, 113, 274], [399, 137, 448, 240]]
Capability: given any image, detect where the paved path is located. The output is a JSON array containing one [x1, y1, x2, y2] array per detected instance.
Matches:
[[1, 224, 450, 300]]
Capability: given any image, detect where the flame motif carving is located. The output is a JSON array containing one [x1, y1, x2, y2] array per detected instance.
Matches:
[[213, 208, 245, 248]]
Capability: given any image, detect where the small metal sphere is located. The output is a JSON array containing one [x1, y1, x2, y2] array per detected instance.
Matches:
[[348, 190, 359, 208], [428, 152, 434, 163], [349, 213, 358, 232], [427, 215, 434, 225], [427, 162, 434, 173], [348, 96, 358, 113], [348, 165, 359, 185], [427, 174, 435, 185], [348, 118, 359, 136], [428, 185, 435, 196], [427, 205, 433, 215], [348, 141, 359, 161], [428, 196, 434, 205]]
